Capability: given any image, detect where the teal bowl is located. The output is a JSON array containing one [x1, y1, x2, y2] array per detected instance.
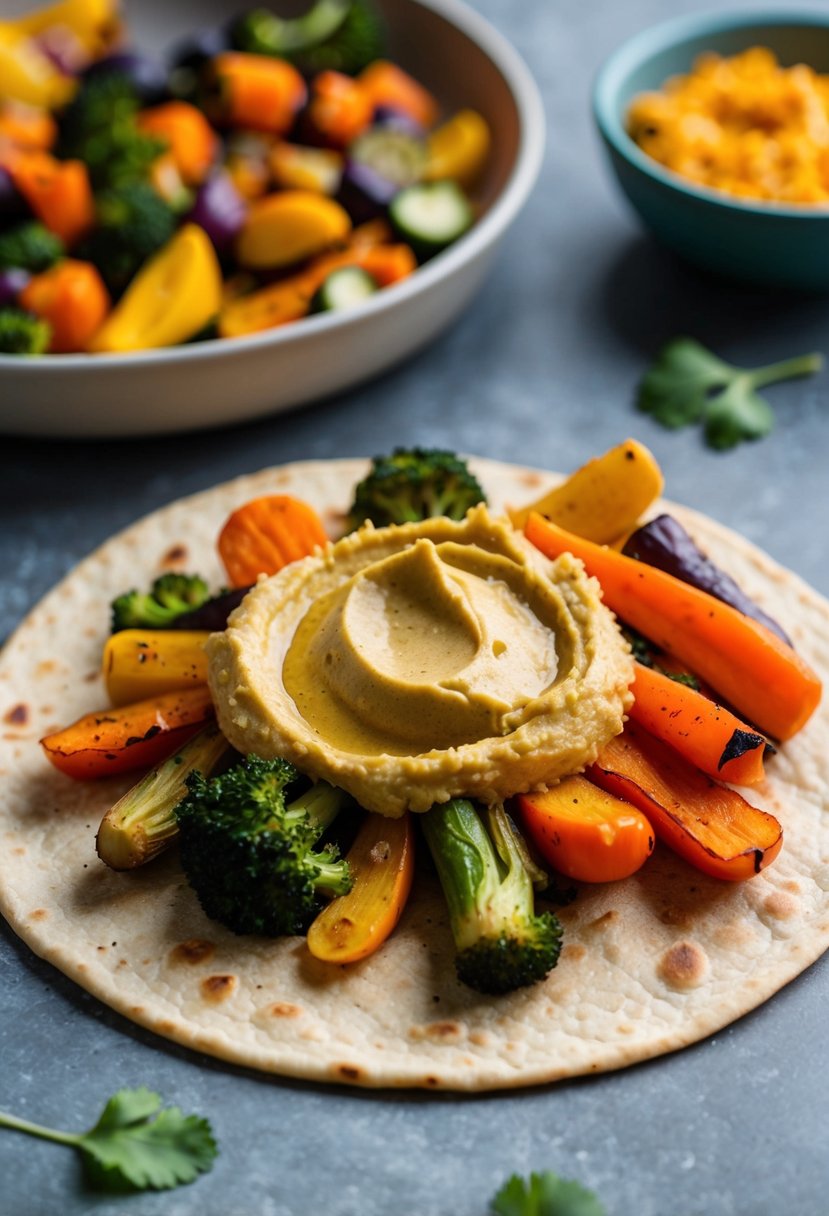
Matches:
[[593, 10, 829, 290]]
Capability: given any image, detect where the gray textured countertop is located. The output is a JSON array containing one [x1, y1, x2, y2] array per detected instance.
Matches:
[[2, 0, 828, 1212]]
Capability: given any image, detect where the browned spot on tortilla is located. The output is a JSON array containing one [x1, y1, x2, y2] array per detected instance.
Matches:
[[29, 908, 47, 921], [658, 941, 709, 990], [561, 943, 587, 962], [618, 1024, 635, 1035], [409, 1020, 466, 1044], [783, 880, 801, 895], [118, 959, 127, 967], [97, 945, 107, 952], [12, 847, 24, 856], [659, 906, 694, 929], [712, 921, 756, 949], [520, 471, 543, 487], [36, 661, 57, 676], [763, 891, 798, 920], [424, 1076, 440, 1087], [587, 910, 619, 931], [200, 974, 237, 1003], [468, 1030, 492, 1047], [337, 1064, 361, 1081], [158, 1019, 176, 1034], [131, 1005, 144, 1015], [169, 939, 216, 965], [269, 1002, 302, 1018], [161, 543, 188, 566], [83, 626, 98, 638], [83, 671, 100, 683], [4, 703, 28, 726]]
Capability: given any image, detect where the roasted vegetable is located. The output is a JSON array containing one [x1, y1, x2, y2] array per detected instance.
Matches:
[[90, 224, 223, 351], [339, 126, 426, 220], [307, 811, 414, 962], [232, 0, 386, 77], [136, 101, 218, 186], [40, 686, 215, 780], [57, 73, 168, 191], [19, 258, 110, 352], [208, 53, 307, 137], [311, 264, 377, 311], [0, 220, 63, 273], [389, 180, 472, 260], [103, 629, 210, 706], [588, 722, 783, 881], [347, 447, 486, 530], [186, 172, 247, 253], [236, 190, 351, 270], [0, 306, 51, 354], [176, 755, 352, 936], [424, 109, 490, 188], [623, 513, 791, 645], [358, 60, 438, 129], [0, 25, 76, 110], [0, 268, 30, 307], [111, 574, 211, 632], [167, 585, 252, 632], [421, 799, 562, 995], [218, 494, 329, 587], [517, 776, 655, 883], [305, 69, 373, 148], [508, 438, 664, 540], [96, 726, 230, 870], [84, 51, 169, 105], [77, 182, 177, 296], [629, 662, 767, 786], [8, 153, 95, 246], [525, 514, 822, 741]]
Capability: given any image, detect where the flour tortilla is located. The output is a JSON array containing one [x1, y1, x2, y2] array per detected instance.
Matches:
[[2, 456, 828, 1092]]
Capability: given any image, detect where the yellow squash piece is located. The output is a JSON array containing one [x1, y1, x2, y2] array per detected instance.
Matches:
[[509, 438, 665, 542], [0, 26, 76, 109], [236, 190, 351, 270], [424, 109, 491, 189], [103, 630, 210, 707], [90, 224, 222, 353], [307, 812, 415, 964], [9, 0, 120, 58]]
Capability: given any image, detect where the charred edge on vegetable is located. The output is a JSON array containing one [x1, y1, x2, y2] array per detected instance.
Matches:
[[717, 729, 766, 771]]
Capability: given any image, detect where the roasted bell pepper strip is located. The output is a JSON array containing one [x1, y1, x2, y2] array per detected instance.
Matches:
[[90, 225, 222, 353], [218, 495, 329, 587], [40, 686, 215, 781], [509, 439, 664, 539], [0, 27, 76, 110], [236, 190, 352, 271], [10, 0, 120, 58], [424, 109, 491, 188], [630, 663, 766, 786], [19, 258, 109, 352], [516, 775, 654, 883], [525, 513, 822, 741], [10, 152, 94, 245], [102, 630, 210, 707], [306, 70, 374, 148], [587, 722, 783, 881], [210, 53, 307, 135], [307, 812, 415, 963]]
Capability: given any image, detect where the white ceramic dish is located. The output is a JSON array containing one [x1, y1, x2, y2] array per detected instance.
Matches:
[[0, 0, 544, 438]]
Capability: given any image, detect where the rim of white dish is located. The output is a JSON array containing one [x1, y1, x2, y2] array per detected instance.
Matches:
[[593, 7, 829, 221], [0, 0, 545, 372]]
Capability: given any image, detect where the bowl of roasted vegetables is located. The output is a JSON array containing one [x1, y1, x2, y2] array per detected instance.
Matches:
[[593, 10, 829, 290], [0, 0, 544, 435]]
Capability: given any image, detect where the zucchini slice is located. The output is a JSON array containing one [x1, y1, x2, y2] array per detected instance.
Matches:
[[389, 181, 473, 260], [311, 265, 379, 312]]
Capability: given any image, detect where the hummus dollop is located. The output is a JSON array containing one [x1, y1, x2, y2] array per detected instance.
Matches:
[[207, 507, 633, 816]]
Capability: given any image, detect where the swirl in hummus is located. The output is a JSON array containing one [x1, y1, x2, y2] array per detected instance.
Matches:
[[207, 507, 634, 816]]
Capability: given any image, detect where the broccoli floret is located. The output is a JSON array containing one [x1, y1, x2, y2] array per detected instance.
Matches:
[[175, 755, 353, 936], [0, 308, 51, 355], [96, 727, 231, 870], [111, 573, 211, 632], [347, 447, 486, 530], [0, 222, 64, 273], [421, 799, 562, 995], [78, 183, 178, 295], [58, 73, 167, 191], [233, 0, 386, 76]]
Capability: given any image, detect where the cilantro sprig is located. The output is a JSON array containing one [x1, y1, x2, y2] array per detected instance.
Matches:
[[491, 1170, 606, 1216], [0, 1087, 217, 1192], [638, 337, 822, 450]]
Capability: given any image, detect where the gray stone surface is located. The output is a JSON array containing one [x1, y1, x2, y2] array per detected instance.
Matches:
[[2, 0, 829, 1211]]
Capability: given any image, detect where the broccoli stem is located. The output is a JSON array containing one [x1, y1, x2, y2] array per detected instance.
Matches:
[[288, 780, 349, 832], [96, 727, 230, 870]]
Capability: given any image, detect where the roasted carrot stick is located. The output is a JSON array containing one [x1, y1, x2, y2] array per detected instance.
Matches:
[[307, 812, 415, 964], [210, 54, 307, 135], [525, 513, 821, 741], [10, 153, 94, 245], [137, 101, 218, 186], [19, 259, 110, 353], [103, 630, 210, 707], [358, 61, 439, 128], [516, 775, 654, 883], [630, 663, 766, 786], [218, 494, 329, 587], [41, 686, 215, 781], [588, 722, 783, 881]]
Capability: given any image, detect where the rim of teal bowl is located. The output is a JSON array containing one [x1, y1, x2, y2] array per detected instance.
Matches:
[[593, 8, 829, 220]]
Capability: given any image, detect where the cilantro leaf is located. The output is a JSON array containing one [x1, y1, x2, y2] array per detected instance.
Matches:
[[0, 1087, 217, 1193], [638, 337, 822, 450], [492, 1170, 606, 1216]]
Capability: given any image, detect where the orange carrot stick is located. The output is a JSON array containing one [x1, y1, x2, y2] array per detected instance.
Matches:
[[210, 53, 307, 135], [516, 775, 654, 883], [19, 259, 110, 353], [41, 686, 215, 781], [630, 663, 766, 786], [588, 722, 783, 881], [307, 812, 415, 963], [358, 60, 439, 128], [137, 102, 217, 186], [525, 513, 821, 741], [306, 70, 374, 147], [10, 153, 94, 245], [218, 494, 329, 587]]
